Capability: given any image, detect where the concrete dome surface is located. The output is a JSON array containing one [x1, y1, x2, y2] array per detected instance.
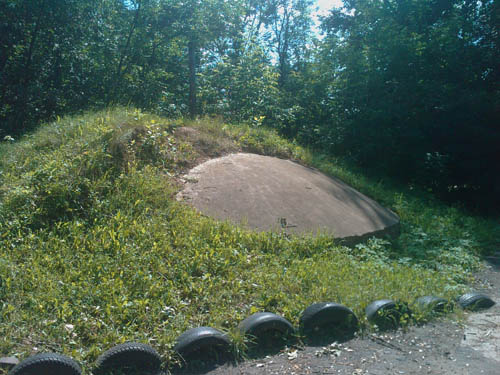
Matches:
[[177, 153, 399, 244]]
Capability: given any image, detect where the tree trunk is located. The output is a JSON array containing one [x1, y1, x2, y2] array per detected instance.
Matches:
[[188, 38, 197, 119], [109, 2, 141, 104], [15, 3, 44, 130]]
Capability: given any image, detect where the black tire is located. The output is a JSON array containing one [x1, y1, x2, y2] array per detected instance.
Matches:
[[299, 302, 358, 340], [365, 299, 396, 321], [238, 312, 294, 343], [458, 292, 495, 311], [9, 353, 81, 375], [93, 342, 162, 375], [416, 296, 449, 313], [366, 299, 411, 330], [173, 327, 231, 360]]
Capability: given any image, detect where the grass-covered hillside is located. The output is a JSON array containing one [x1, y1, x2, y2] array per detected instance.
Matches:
[[0, 109, 498, 371]]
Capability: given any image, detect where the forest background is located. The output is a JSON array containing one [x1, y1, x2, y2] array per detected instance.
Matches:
[[1, 0, 498, 213]]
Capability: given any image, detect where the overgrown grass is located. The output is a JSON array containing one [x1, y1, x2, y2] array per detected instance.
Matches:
[[0, 108, 498, 372]]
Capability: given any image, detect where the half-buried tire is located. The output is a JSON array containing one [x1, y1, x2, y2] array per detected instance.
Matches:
[[458, 292, 495, 311], [366, 299, 411, 330], [300, 303, 358, 342], [9, 353, 81, 375], [94, 342, 161, 375], [416, 296, 450, 313], [173, 327, 232, 365], [238, 312, 294, 349]]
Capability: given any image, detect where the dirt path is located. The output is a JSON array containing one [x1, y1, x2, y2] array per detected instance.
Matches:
[[204, 256, 499, 375]]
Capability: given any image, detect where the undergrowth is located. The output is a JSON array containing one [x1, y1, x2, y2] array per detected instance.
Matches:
[[0, 108, 498, 371]]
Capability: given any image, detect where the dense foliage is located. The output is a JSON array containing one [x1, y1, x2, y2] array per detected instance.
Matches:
[[316, 0, 500, 212], [1, 0, 498, 209]]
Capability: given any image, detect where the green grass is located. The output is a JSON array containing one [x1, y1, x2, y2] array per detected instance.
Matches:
[[0, 108, 498, 371]]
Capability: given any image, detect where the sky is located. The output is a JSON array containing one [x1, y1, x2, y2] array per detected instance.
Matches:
[[313, 0, 344, 35], [315, 0, 344, 17]]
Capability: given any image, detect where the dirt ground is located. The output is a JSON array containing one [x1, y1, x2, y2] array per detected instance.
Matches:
[[202, 255, 500, 375]]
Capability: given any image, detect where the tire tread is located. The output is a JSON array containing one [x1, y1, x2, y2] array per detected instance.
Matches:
[[94, 342, 161, 375], [458, 293, 495, 310], [10, 353, 81, 375], [173, 327, 231, 358]]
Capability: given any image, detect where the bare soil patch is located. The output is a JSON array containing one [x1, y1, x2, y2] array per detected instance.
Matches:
[[174, 126, 240, 169]]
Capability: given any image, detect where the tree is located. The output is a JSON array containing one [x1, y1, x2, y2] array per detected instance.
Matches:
[[0, 0, 108, 133], [160, 0, 234, 118], [319, 0, 500, 209], [263, 0, 314, 87], [198, 43, 280, 122]]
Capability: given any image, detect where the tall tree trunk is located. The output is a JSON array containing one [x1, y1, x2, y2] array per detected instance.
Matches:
[[278, 9, 290, 87], [15, 3, 44, 130], [0, 43, 14, 75], [188, 38, 197, 119], [109, 2, 141, 104]]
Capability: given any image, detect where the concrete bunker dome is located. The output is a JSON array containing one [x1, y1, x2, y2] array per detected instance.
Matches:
[[177, 153, 400, 244]]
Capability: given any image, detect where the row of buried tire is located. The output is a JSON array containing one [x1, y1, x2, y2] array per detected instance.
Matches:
[[6, 292, 495, 375]]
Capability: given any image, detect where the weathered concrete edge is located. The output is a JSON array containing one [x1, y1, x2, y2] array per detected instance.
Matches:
[[335, 220, 401, 247], [175, 200, 401, 247]]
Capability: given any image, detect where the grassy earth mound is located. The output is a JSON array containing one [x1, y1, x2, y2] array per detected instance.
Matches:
[[0, 108, 498, 371]]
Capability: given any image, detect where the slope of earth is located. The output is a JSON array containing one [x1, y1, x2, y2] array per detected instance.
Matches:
[[177, 153, 400, 244], [0, 110, 498, 373]]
